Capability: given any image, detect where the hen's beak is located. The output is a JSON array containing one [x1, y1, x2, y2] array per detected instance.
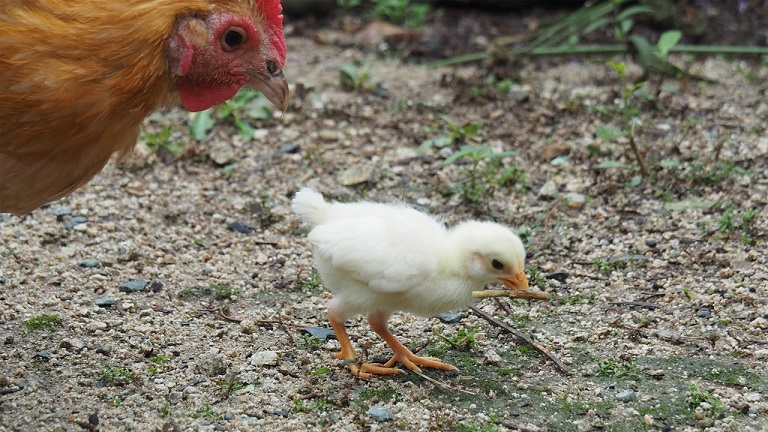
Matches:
[[249, 70, 289, 112], [498, 269, 529, 291]]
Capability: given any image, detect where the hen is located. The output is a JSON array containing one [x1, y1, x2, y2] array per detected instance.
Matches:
[[292, 188, 530, 378], [0, 0, 288, 215]]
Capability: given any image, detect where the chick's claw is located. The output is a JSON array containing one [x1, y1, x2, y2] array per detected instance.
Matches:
[[382, 353, 457, 373]]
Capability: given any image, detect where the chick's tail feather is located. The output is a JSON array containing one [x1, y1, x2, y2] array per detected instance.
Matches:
[[291, 187, 329, 227]]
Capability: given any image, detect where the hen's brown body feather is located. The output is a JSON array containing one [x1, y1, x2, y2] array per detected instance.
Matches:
[[0, 0, 262, 214]]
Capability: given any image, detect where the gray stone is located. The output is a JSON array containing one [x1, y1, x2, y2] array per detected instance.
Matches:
[[696, 308, 712, 318], [368, 405, 392, 422], [436, 313, 464, 324], [250, 351, 279, 367], [119, 280, 149, 293], [59, 338, 86, 351], [80, 258, 102, 268], [300, 327, 337, 341], [94, 298, 117, 307], [616, 390, 636, 402]]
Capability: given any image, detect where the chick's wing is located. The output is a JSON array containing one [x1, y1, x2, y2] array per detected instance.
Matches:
[[308, 217, 440, 293]]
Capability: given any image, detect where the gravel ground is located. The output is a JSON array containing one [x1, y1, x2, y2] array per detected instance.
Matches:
[[2, 24, 768, 432]]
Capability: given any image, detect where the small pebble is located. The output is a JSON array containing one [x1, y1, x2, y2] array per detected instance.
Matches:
[[300, 327, 337, 341], [696, 308, 712, 318], [95, 345, 113, 355], [251, 351, 279, 367], [94, 298, 117, 307], [368, 405, 392, 422], [34, 350, 53, 361], [616, 390, 636, 402], [546, 270, 569, 282], [645, 239, 657, 248], [203, 266, 214, 275], [564, 192, 586, 209], [754, 349, 768, 359], [79, 258, 101, 268], [59, 338, 86, 351], [149, 281, 163, 293], [63, 215, 87, 229], [227, 221, 252, 234], [278, 142, 300, 154], [119, 280, 149, 293], [436, 313, 464, 324]]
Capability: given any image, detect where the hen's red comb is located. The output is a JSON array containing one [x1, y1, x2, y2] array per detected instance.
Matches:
[[259, 0, 286, 63]]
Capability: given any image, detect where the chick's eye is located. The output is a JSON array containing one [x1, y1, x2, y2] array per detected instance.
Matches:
[[491, 259, 505, 271], [221, 26, 247, 51]]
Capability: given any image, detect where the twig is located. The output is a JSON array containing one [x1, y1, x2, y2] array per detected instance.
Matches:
[[409, 369, 476, 396], [472, 289, 548, 301], [198, 306, 242, 323], [500, 421, 545, 432], [609, 301, 660, 309], [469, 305, 571, 376]]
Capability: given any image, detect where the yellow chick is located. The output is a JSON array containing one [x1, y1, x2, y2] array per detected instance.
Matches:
[[292, 188, 529, 378]]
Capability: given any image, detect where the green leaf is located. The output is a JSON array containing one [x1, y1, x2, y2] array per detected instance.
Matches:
[[445, 145, 485, 165], [627, 175, 642, 187], [596, 125, 626, 141], [616, 5, 654, 21], [657, 30, 682, 58], [420, 134, 453, 150], [189, 109, 215, 141], [607, 61, 626, 76], [595, 160, 634, 169], [659, 158, 681, 168], [311, 367, 331, 376], [234, 117, 254, 140]]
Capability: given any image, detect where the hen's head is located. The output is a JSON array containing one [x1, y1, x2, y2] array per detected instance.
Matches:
[[168, 0, 288, 112], [450, 221, 529, 291]]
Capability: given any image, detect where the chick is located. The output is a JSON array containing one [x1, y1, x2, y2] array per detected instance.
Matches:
[[292, 188, 529, 378]]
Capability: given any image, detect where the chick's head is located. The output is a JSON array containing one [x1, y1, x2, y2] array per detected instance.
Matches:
[[450, 221, 528, 291]]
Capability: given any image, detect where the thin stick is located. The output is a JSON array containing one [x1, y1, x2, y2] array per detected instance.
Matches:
[[469, 305, 571, 376], [472, 289, 548, 301], [409, 369, 477, 396]]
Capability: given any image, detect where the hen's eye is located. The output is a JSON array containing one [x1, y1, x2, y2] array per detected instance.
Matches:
[[491, 259, 505, 271], [221, 26, 246, 51]]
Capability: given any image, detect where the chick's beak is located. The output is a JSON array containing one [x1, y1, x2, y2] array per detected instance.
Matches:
[[248, 69, 289, 112], [499, 269, 529, 291]]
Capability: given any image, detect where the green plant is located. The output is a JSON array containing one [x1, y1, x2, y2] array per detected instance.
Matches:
[[434, 327, 478, 351], [421, 115, 483, 150], [142, 127, 185, 158], [302, 272, 323, 291], [190, 403, 220, 420], [107, 396, 122, 407], [592, 257, 628, 275], [339, 62, 381, 92], [25, 314, 61, 331], [469, 75, 520, 100], [98, 365, 135, 386], [178, 284, 240, 299], [360, 386, 398, 403], [716, 207, 760, 245], [369, 0, 430, 28], [444, 145, 522, 204], [300, 334, 323, 351], [686, 386, 727, 417], [528, 267, 547, 287], [189, 88, 274, 141], [595, 358, 642, 381], [594, 61, 649, 176]]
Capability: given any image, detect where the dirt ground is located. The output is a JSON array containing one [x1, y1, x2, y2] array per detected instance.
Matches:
[[1, 3, 767, 432]]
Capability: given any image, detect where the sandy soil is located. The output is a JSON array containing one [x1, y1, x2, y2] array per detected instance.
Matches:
[[1, 5, 767, 432]]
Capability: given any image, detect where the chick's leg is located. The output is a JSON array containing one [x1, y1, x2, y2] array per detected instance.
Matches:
[[364, 312, 457, 375], [328, 308, 372, 379]]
